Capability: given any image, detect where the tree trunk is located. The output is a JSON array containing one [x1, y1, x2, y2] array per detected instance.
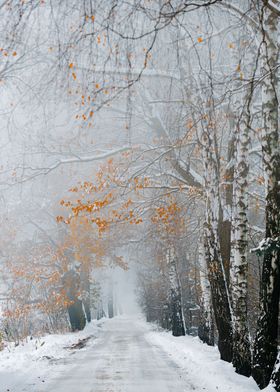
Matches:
[[231, 105, 252, 377], [203, 125, 233, 362], [83, 294, 91, 323], [252, 4, 280, 388], [68, 300, 86, 331], [63, 269, 86, 331], [80, 268, 91, 323], [218, 135, 235, 285], [108, 287, 114, 319], [204, 229, 232, 361], [198, 240, 214, 346], [167, 248, 186, 337]]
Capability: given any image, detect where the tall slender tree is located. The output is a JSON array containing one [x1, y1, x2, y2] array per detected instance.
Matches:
[[252, 3, 280, 388]]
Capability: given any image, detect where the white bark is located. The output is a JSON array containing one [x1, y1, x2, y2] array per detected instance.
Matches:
[[252, 4, 280, 388], [198, 240, 214, 345], [230, 101, 251, 375], [202, 121, 233, 361]]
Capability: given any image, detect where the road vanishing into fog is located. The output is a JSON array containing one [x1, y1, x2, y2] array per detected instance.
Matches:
[[42, 317, 190, 392]]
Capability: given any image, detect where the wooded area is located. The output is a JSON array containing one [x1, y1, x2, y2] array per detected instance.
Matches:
[[0, 1, 279, 390]]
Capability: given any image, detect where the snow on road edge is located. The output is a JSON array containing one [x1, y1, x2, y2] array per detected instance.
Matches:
[[145, 329, 267, 392]]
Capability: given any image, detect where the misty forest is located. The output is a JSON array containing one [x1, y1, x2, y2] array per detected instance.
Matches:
[[0, 1, 279, 391]]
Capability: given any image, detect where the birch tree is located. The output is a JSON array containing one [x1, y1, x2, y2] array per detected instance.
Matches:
[[198, 239, 214, 346], [252, 3, 280, 388], [202, 119, 233, 362], [230, 97, 253, 376]]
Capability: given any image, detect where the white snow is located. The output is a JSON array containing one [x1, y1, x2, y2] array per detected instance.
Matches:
[[263, 386, 277, 392], [0, 316, 267, 392], [145, 327, 260, 392], [0, 319, 102, 391]]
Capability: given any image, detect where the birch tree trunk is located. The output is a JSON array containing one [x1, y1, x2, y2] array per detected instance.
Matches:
[[252, 3, 280, 388], [203, 127, 233, 362], [80, 267, 91, 322], [218, 135, 235, 285], [231, 107, 252, 376], [198, 240, 214, 346]]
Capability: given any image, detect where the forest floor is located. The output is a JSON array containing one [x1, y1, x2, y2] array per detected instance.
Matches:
[[0, 316, 272, 392]]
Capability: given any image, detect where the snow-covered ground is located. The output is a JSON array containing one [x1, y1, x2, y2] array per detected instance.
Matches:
[[0, 320, 102, 391], [0, 316, 274, 391], [146, 328, 262, 392]]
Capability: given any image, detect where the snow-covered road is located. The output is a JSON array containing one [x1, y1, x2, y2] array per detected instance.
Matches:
[[41, 317, 189, 392], [0, 316, 264, 392]]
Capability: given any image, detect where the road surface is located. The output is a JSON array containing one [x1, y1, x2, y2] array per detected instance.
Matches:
[[42, 317, 190, 392]]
